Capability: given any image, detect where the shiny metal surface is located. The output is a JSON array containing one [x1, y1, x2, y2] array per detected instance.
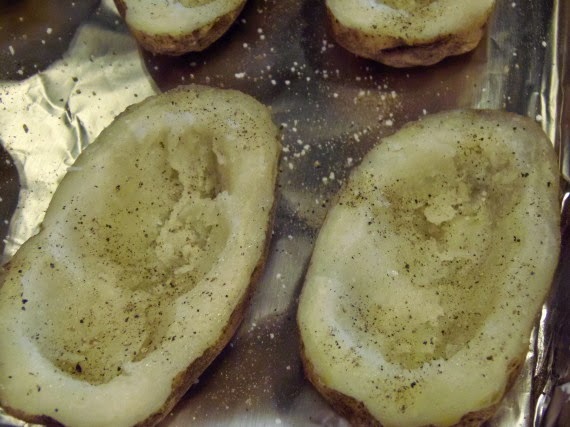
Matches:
[[0, 0, 568, 426]]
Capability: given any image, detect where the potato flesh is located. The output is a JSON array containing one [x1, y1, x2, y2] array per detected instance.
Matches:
[[122, 0, 244, 35], [326, 0, 495, 45], [0, 86, 280, 427], [298, 110, 560, 427], [23, 127, 229, 385]]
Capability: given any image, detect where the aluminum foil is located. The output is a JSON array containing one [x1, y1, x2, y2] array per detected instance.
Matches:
[[0, 0, 568, 426]]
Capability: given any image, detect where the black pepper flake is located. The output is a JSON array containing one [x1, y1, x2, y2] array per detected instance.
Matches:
[[75, 363, 82, 373], [23, 124, 29, 133]]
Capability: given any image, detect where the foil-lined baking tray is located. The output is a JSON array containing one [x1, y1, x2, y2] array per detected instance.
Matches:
[[0, 0, 568, 425]]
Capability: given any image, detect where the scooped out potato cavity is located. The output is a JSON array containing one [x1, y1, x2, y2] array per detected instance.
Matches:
[[298, 110, 560, 426], [0, 85, 280, 427]]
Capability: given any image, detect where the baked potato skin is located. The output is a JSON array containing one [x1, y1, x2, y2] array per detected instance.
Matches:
[[296, 109, 559, 427], [114, 0, 246, 55], [0, 85, 281, 427], [300, 340, 523, 427], [325, 3, 493, 67]]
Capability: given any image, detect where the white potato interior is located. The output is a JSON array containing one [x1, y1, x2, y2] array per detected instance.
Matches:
[[298, 110, 559, 427], [122, 0, 244, 35], [326, 0, 495, 44], [0, 85, 279, 427]]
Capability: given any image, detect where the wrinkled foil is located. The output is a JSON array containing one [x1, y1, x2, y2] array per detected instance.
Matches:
[[0, 0, 568, 426]]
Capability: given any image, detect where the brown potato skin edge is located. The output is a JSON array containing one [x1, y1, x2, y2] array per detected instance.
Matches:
[[300, 336, 524, 427], [326, 6, 493, 67], [0, 105, 280, 427], [114, 0, 246, 55]]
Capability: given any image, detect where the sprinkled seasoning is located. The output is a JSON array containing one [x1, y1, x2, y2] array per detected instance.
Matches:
[[298, 109, 560, 427], [0, 85, 280, 426]]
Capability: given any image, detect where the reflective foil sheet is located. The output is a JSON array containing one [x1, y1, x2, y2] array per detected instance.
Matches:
[[0, 0, 568, 426]]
